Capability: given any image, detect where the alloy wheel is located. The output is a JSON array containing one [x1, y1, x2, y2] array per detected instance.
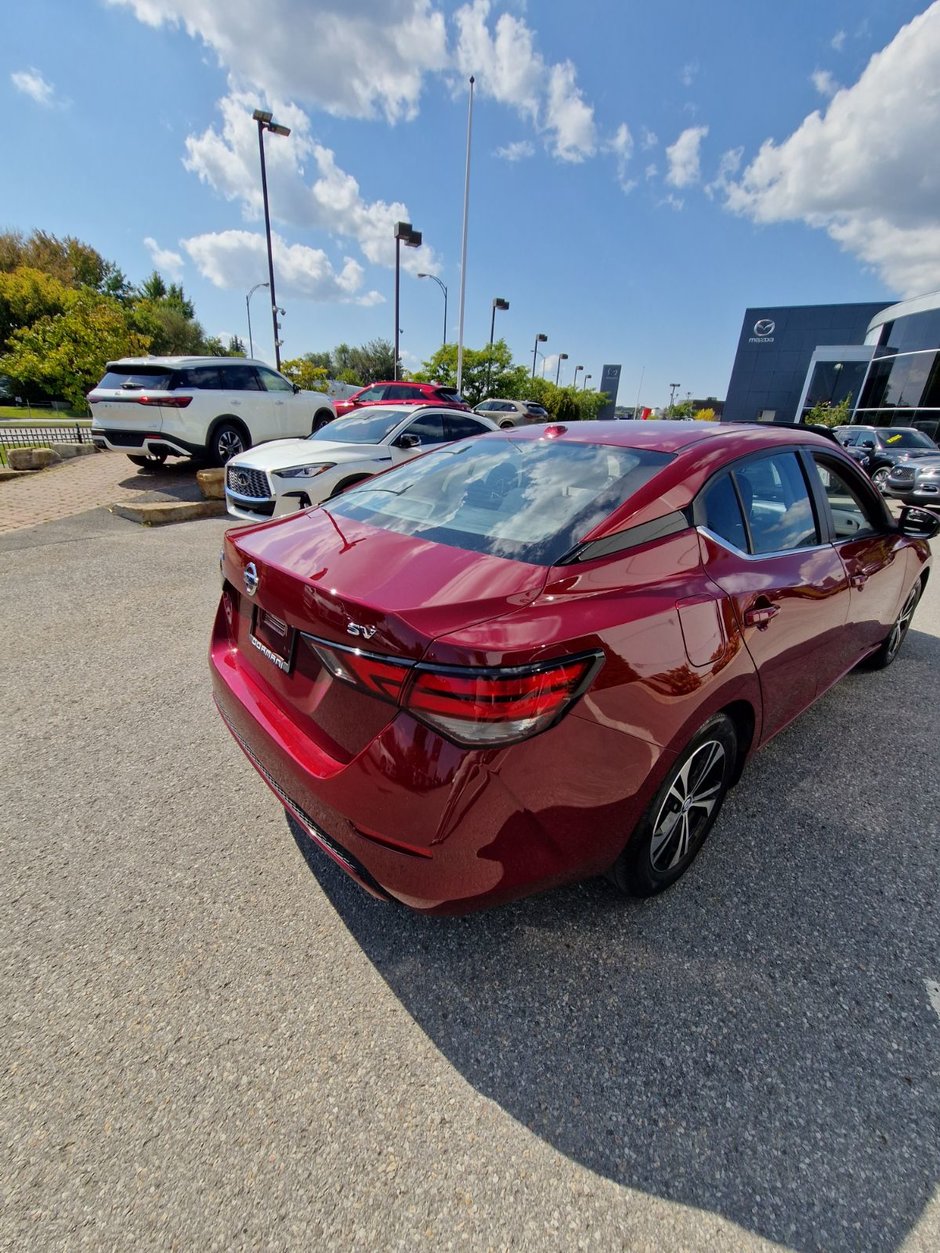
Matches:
[[884, 583, 921, 663], [649, 738, 727, 873]]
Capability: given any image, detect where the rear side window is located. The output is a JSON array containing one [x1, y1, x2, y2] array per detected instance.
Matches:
[[385, 384, 418, 400], [435, 388, 464, 404], [223, 365, 263, 391], [96, 368, 173, 390], [329, 438, 672, 565], [176, 366, 223, 390]]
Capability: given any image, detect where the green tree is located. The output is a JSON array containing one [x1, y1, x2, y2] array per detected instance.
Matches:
[[415, 339, 523, 406], [3, 294, 150, 409], [0, 230, 131, 300], [804, 395, 853, 427], [0, 267, 77, 350], [281, 356, 330, 390], [130, 300, 207, 355]]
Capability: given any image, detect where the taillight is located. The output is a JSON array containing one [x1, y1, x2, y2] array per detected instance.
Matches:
[[406, 655, 602, 745], [137, 394, 192, 408], [305, 636, 602, 747]]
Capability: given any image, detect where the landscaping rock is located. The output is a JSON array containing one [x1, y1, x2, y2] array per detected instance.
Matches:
[[55, 442, 99, 459], [7, 447, 61, 470], [110, 499, 228, 526], [196, 467, 226, 499]]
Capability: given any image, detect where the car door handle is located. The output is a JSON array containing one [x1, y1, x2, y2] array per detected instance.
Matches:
[[744, 604, 780, 629], [850, 573, 868, 589]]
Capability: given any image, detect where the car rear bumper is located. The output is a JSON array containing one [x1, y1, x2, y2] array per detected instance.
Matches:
[[209, 603, 663, 913], [90, 426, 205, 459]]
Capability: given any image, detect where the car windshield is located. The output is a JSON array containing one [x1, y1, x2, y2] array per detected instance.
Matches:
[[96, 367, 173, 390], [876, 429, 936, 449], [327, 437, 673, 565], [307, 408, 404, 445]]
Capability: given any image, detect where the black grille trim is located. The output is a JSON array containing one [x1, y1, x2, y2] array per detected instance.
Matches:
[[226, 464, 271, 499]]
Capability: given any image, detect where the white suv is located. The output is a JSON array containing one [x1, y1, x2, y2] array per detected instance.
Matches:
[[88, 356, 336, 467]]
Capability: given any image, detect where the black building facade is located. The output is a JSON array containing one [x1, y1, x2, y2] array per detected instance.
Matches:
[[724, 302, 886, 424]]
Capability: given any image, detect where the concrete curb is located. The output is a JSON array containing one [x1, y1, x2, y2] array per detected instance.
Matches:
[[109, 500, 228, 526]]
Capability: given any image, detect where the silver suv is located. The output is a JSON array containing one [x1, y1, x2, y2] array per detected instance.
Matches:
[[88, 356, 336, 467], [473, 399, 550, 428]]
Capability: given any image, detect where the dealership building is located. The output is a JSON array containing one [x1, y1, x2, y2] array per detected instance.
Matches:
[[723, 290, 940, 441]]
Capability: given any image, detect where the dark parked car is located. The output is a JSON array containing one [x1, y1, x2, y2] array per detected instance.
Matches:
[[211, 422, 936, 914], [884, 455, 940, 507], [835, 425, 938, 491]]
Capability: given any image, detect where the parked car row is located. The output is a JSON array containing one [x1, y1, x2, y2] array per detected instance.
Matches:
[[834, 425, 939, 493], [211, 420, 938, 915]]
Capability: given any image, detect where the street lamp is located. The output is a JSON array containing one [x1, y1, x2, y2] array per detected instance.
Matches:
[[573, 364, 583, 388], [531, 332, 548, 378], [555, 352, 568, 386], [394, 221, 422, 379], [668, 382, 681, 409], [252, 108, 291, 369], [583, 373, 592, 390], [486, 297, 510, 393], [417, 273, 448, 349], [245, 281, 269, 358]]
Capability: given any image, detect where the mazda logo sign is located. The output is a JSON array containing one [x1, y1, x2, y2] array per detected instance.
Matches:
[[244, 561, 259, 597], [753, 319, 775, 337]]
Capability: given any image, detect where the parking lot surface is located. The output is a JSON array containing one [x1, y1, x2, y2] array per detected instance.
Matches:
[[2, 504, 938, 1251]]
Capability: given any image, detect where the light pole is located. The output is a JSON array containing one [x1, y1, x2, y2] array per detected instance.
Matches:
[[486, 297, 509, 394], [531, 332, 548, 378], [573, 364, 583, 388], [555, 353, 568, 386], [245, 281, 269, 358], [583, 374, 592, 390], [252, 109, 291, 369], [394, 221, 422, 379], [668, 382, 681, 410], [417, 273, 448, 349]]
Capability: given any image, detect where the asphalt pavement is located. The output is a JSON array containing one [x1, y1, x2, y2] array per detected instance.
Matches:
[[2, 506, 938, 1251]]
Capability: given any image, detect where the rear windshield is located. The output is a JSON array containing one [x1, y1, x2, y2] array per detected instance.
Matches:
[[435, 388, 464, 403], [328, 437, 672, 565], [96, 367, 173, 391], [308, 408, 403, 445]]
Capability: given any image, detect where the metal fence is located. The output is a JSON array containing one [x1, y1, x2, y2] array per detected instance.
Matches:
[[0, 423, 93, 457]]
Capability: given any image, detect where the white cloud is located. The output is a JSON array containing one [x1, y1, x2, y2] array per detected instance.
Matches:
[[641, 127, 658, 150], [606, 123, 635, 192], [495, 140, 535, 161], [831, 29, 847, 51], [453, 0, 597, 161], [182, 229, 383, 304], [705, 146, 743, 200], [725, 2, 940, 295], [107, 0, 447, 123], [645, 162, 658, 180], [143, 236, 184, 280], [665, 125, 708, 188], [11, 68, 56, 107], [182, 91, 439, 275], [811, 69, 840, 97], [680, 62, 698, 88]]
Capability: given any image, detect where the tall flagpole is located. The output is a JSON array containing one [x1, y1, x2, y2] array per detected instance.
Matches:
[[456, 76, 475, 396]]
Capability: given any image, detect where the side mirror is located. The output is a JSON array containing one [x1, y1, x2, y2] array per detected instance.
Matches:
[[860, 439, 875, 449], [898, 505, 940, 539], [395, 432, 420, 449], [292, 382, 301, 394]]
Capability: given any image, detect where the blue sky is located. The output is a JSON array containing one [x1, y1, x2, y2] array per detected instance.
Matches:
[[3, 1, 939, 410]]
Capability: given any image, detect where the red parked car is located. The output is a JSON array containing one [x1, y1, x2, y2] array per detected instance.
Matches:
[[211, 422, 936, 914], [334, 380, 469, 418]]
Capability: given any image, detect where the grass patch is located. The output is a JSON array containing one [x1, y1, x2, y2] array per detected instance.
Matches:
[[0, 407, 90, 423]]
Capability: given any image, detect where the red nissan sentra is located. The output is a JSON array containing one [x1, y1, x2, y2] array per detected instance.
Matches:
[[211, 421, 936, 914]]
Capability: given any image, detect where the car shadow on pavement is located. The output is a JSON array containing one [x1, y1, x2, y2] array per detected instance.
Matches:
[[287, 628, 940, 1253], [116, 460, 206, 503]]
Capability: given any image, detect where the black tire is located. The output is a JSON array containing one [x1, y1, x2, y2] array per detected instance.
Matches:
[[127, 451, 168, 469], [499, 420, 515, 429], [209, 421, 247, 467], [610, 714, 737, 897], [312, 410, 333, 433], [864, 577, 924, 670], [871, 465, 890, 491]]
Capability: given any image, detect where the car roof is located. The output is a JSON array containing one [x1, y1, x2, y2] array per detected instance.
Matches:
[[332, 403, 478, 418], [105, 356, 272, 368]]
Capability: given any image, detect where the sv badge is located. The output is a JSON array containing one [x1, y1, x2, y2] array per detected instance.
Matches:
[[346, 622, 377, 640]]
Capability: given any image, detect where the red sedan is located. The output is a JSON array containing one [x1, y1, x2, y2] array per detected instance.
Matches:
[[334, 380, 469, 418], [211, 422, 936, 914]]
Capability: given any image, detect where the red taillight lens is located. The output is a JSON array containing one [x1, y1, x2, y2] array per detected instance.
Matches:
[[405, 655, 602, 745], [308, 641, 411, 703], [137, 394, 192, 408], [304, 636, 602, 747]]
